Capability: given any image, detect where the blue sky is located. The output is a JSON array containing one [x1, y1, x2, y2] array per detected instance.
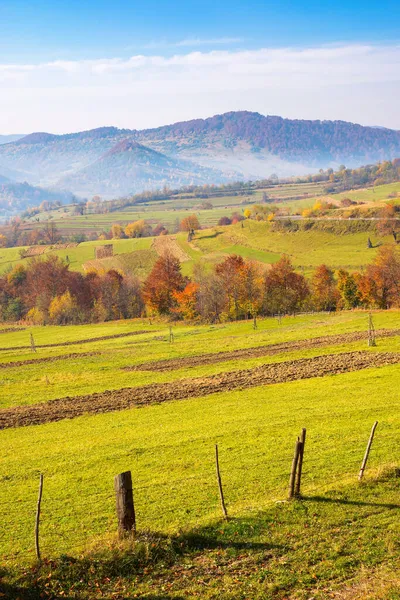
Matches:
[[0, 0, 399, 132], [2, 0, 399, 61]]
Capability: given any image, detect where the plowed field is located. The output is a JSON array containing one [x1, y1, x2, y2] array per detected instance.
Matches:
[[125, 329, 400, 372], [0, 351, 99, 370], [1, 350, 398, 430]]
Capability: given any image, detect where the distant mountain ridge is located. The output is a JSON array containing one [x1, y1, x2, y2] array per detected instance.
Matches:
[[59, 139, 223, 197], [0, 134, 25, 145], [1, 111, 400, 202], [0, 178, 76, 216]]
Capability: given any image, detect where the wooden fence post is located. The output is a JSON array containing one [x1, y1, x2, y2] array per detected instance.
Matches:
[[215, 445, 228, 520], [295, 428, 306, 497], [288, 438, 301, 499], [30, 333, 37, 353], [114, 471, 136, 535], [358, 421, 378, 481], [368, 313, 376, 347], [35, 474, 43, 562]]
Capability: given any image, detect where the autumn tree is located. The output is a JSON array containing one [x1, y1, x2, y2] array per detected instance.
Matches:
[[311, 264, 338, 311], [215, 255, 246, 320], [41, 221, 61, 245], [111, 223, 125, 239], [361, 246, 400, 308], [263, 256, 309, 315], [49, 290, 78, 324], [336, 269, 360, 309], [153, 223, 168, 236], [194, 271, 226, 323], [143, 251, 187, 315], [173, 282, 200, 320], [240, 260, 264, 317], [125, 220, 151, 238], [180, 215, 200, 232]]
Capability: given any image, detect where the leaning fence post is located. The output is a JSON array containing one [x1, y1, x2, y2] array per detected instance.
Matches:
[[114, 471, 136, 535], [30, 333, 37, 353], [358, 421, 378, 481], [215, 444, 228, 520], [295, 428, 306, 497], [288, 438, 301, 499], [35, 474, 43, 562]]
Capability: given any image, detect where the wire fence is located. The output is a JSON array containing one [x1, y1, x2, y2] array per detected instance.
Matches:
[[1, 420, 397, 564]]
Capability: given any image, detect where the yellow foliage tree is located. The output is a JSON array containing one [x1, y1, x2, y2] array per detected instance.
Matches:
[[49, 291, 77, 324], [243, 208, 252, 219], [0, 234, 7, 248], [111, 223, 124, 239], [125, 220, 146, 238], [26, 307, 46, 325]]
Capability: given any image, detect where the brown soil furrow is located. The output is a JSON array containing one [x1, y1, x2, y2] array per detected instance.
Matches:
[[0, 352, 100, 370], [0, 327, 26, 334], [125, 329, 400, 372], [1, 351, 399, 430], [0, 330, 151, 352]]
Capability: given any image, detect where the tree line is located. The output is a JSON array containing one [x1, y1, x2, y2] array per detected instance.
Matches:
[[1, 245, 399, 325]]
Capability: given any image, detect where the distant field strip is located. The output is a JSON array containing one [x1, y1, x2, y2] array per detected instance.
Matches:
[[0, 327, 26, 334], [0, 351, 100, 370], [0, 330, 151, 351], [1, 351, 399, 430], [125, 329, 400, 372]]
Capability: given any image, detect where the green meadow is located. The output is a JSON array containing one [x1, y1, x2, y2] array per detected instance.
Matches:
[[1, 310, 400, 600], [0, 217, 393, 280]]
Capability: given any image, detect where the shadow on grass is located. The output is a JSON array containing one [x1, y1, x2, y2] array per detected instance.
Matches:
[[0, 568, 40, 600], [0, 520, 281, 599], [197, 231, 224, 240], [303, 495, 400, 510]]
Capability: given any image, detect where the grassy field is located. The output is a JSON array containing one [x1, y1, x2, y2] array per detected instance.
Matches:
[[19, 181, 400, 241], [0, 217, 393, 281], [1, 311, 400, 598]]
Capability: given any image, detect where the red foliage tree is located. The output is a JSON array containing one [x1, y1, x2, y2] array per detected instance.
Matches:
[[263, 256, 309, 315], [143, 251, 187, 314]]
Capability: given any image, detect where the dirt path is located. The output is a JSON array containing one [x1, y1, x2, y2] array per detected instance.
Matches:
[[1, 351, 399, 430], [124, 329, 400, 372], [0, 330, 151, 352], [0, 352, 100, 370], [152, 235, 191, 262]]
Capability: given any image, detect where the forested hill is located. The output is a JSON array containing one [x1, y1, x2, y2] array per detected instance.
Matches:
[[0, 112, 400, 199], [136, 112, 400, 164]]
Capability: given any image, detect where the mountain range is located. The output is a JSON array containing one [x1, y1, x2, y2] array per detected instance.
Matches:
[[0, 134, 25, 145], [1, 111, 400, 207], [0, 176, 76, 217]]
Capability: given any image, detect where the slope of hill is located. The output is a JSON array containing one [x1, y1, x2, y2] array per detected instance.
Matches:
[[0, 134, 25, 145], [0, 180, 76, 215], [0, 128, 132, 187], [134, 112, 400, 177], [1, 112, 400, 198], [58, 140, 225, 197]]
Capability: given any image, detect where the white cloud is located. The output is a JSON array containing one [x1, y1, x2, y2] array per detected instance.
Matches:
[[174, 37, 244, 47], [0, 43, 399, 133]]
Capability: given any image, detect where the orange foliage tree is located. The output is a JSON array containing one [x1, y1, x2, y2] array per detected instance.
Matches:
[[143, 251, 187, 315], [173, 282, 200, 320], [311, 264, 338, 311], [360, 246, 400, 308]]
